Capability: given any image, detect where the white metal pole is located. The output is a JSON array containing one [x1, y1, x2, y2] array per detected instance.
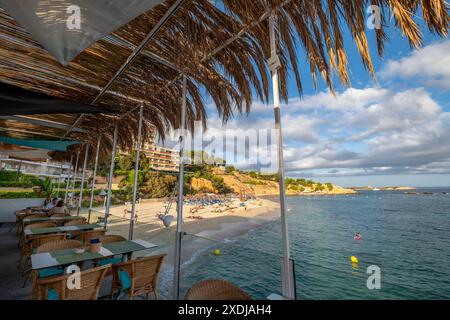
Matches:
[[88, 136, 101, 223], [70, 150, 80, 208], [129, 105, 144, 240], [56, 164, 63, 198], [269, 13, 295, 300], [105, 126, 118, 229], [173, 75, 187, 300], [77, 144, 90, 216], [64, 154, 73, 203]]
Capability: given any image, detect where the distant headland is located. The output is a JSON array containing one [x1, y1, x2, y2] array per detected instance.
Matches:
[[350, 186, 417, 191]]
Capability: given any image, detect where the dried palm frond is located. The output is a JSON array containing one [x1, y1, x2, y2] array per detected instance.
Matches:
[[0, 0, 447, 159]]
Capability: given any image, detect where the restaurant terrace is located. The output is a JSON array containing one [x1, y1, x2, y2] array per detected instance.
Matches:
[[0, 0, 447, 300]]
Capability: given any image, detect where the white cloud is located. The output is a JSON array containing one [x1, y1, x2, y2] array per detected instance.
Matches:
[[161, 42, 450, 180], [380, 40, 450, 88], [286, 87, 390, 111], [192, 86, 450, 177]]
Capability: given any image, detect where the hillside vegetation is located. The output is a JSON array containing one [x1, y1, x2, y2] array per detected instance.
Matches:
[[0, 152, 355, 199], [207, 167, 355, 196]]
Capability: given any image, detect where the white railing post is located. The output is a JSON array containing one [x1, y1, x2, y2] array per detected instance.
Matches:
[[269, 12, 296, 300], [77, 144, 89, 216], [88, 136, 101, 223], [129, 105, 144, 240], [173, 75, 187, 300], [64, 154, 73, 203], [105, 126, 118, 229], [70, 150, 80, 208]]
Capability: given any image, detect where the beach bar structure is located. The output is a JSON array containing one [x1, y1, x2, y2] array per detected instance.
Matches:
[[0, 0, 447, 300]]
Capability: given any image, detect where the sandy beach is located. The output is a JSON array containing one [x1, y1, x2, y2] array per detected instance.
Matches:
[[87, 196, 280, 244], [82, 196, 281, 277], [79, 196, 280, 297]]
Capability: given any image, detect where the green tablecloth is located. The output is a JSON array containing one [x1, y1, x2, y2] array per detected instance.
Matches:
[[24, 216, 83, 223], [31, 239, 157, 270], [48, 241, 150, 265], [52, 248, 103, 265], [26, 223, 102, 235]]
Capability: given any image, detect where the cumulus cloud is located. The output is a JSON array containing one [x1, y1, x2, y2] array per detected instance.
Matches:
[[380, 40, 450, 88], [162, 42, 450, 180], [190, 85, 450, 177], [283, 87, 450, 173]]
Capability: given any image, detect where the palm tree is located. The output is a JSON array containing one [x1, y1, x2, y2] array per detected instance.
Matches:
[[60, 0, 450, 139], [0, 0, 447, 148]]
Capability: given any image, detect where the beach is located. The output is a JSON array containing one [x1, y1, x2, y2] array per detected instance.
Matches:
[[81, 196, 281, 298], [95, 196, 281, 243]]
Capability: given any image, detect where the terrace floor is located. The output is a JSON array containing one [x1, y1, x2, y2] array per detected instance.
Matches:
[[0, 219, 168, 300]]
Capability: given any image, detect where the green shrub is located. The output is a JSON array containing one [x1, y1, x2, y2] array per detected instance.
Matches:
[[245, 179, 265, 185], [140, 172, 177, 198], [225, 166, 235, 174], [0, 171, 20, 181], [0, 181, 34, 188], [0, 171, 39, 183], [54, 181, 88, 189], [0, 191, 41, 199], [209, 175, 231, 194]]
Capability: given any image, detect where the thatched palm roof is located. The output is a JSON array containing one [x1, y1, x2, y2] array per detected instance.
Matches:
[[0, 0, 448, 160]]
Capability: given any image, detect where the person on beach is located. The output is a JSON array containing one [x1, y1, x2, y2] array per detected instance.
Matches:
[[49, 200, 69, 215], [44, 198, 58, 210]]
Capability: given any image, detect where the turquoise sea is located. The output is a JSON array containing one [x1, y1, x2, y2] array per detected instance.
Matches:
[[178, 188, 450, 299]]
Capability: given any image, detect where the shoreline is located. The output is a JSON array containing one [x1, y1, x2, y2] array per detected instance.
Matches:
[[96, 196, 281, 248], [101, 192, 360, 246]]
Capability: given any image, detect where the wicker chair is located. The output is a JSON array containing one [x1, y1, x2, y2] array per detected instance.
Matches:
[[11, 209, 32, 233], [51, 213, 72, 218], [98, 235, 126, 244], [77, 229, 106, 245], [36, 239, 82, 253], [37, 264, 110, 300], [20, 232, 69, 266], [64, 218, 87, 226], [110, 254, 166, 300], [21, 213, 49, 232], [24, 222, 56, 229], [93, 235, 127, 270], [19, 222, 57, 248], [184, 279, 251, 300], [64, 219, 87, 238], [31, 240, 83, 299], [20, 233, 69, 287]]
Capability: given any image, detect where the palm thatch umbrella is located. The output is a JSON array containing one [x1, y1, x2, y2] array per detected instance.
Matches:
[[0, 0, 448, 300], [0, 0, 447, 156]]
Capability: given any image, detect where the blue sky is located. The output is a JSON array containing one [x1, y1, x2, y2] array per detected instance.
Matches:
[[164, 12, 450, 188]]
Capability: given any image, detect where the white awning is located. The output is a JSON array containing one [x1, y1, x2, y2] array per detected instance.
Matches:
[[0, 0, 165, 65]]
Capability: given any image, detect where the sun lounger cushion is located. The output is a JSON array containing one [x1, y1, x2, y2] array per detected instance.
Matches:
[[118, 268, 131, 290], [99, 257, 122, 266], [47, 288, 59, 300], [39, 267, 64, 278]]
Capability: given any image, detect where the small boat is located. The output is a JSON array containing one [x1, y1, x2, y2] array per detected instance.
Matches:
[[372, 188, 380, 191]]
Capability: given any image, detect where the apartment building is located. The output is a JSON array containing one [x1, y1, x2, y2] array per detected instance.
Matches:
[[140, 144, 179, 172]]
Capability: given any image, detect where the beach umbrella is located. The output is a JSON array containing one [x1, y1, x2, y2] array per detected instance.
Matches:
[[0, 0, 165, 65]]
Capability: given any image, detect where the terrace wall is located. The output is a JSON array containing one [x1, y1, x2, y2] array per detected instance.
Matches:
[[0, 198, 45, 222]]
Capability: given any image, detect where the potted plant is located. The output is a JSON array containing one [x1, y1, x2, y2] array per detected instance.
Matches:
[[31, 177, 54, 198]]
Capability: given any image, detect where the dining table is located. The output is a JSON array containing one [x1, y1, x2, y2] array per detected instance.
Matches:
[[24, 223, 104, 237], [31, 239, 158, 270], [23, 215, 84, 224]]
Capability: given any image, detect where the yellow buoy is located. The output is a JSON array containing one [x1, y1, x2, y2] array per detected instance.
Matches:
[[350, 256, 358, 264], [213, 249, 221, 256]]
